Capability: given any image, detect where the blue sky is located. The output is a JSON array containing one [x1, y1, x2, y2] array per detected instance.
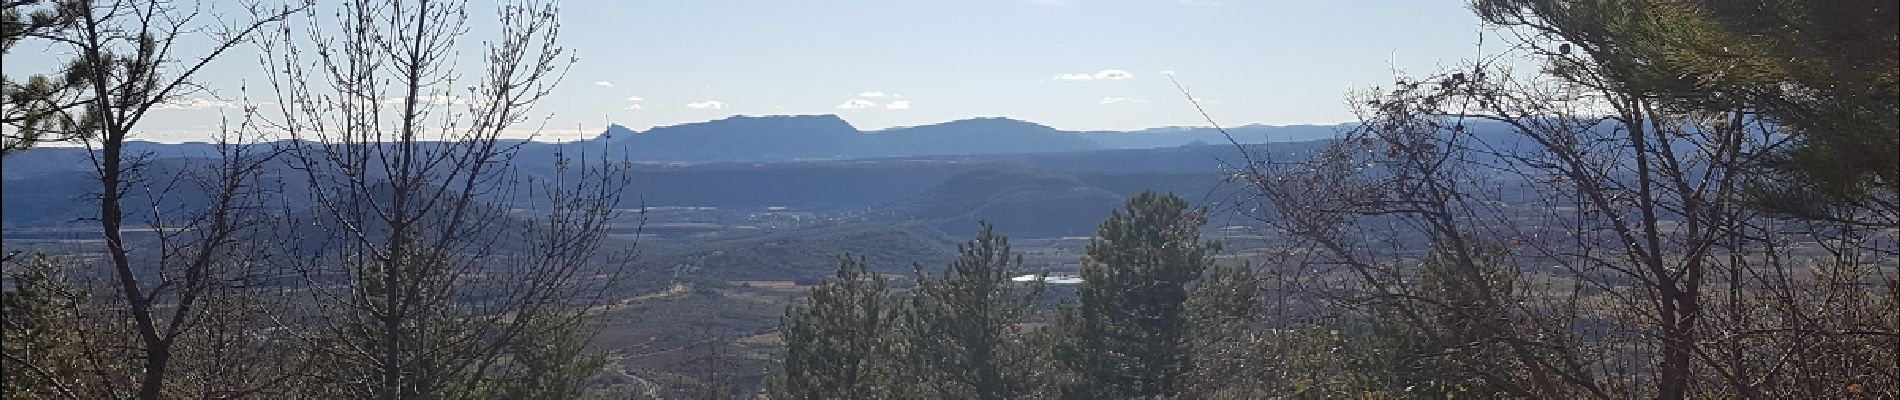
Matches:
[[5, 0, 1507, 142]]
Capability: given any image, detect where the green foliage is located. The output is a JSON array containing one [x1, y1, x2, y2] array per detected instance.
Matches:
[[900, 223, 1047, 400], [1057, 191, 1219, 398], [297, 240, 617, 398], [764, 210, 1252, 399], [480, 320, 610, 399], [1, 254, 90, 399], [767, 255, 901, 399], [1373, 241, 1527, 398], [1183, 262, 1263, 397], [1472, 0, 1898, 220], [1, 1, 93, 155], [1188, 262, 1261, 332], [1685, 0, 1897, 212]]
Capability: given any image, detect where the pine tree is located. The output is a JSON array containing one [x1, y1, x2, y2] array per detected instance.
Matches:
[[768, 255, 899, 400], [480, 318, 609, 399], [1188, 262, 1260, 334], [1058, 191, 1220, 398], [1187, 261, 1260, 349], [1471, 0, 1897, 222], [1, 0, 90, 154], [1, 254, 92, 398], [902, 223, 1045, 400], [1184, 262, 1265, 397]]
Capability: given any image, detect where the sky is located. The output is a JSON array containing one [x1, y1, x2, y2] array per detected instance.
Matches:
[[5, 0, 1512, 142]]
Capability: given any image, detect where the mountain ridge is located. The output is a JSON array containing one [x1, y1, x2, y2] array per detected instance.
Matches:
[[585, 114, 1345, 163]]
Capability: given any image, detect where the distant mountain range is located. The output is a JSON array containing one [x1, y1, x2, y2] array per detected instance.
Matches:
[[588, 114, 1344, 162], [0, 143, 1296, 230], [0, 115, 1346, 175], [0, 114, 1358, 232], [3, 115, 1570, 242]]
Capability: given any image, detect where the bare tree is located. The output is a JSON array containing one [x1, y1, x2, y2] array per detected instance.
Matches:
[[1240, 45, 1897, 399], [4, 0, 311, 398], [256, 0, 635, 397]]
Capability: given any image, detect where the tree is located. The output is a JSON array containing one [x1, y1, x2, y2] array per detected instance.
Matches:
[[28, 0, 308, 397], [1, 254, 92, 399], [1, 0, 88, 154], [1452, 7, 1899, 393], [1238, 21, 1897, 397], [1471, 0, 1897, 227], [767, 255, 900, 400], [256, 0, 636, 397], [1181, 261, 1265, 397], [1695, 0, 1899, 223], [900, 223, 1045, 400], [1057, 191, 1218, 398], [483, 317, 609, 399], [1188, 262, 1259, 335]]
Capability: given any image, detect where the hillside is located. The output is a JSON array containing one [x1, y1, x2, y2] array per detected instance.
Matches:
[[1073, 123, 1342, 148], [1, 141, 1303, 231], [865, 117, 1102, 156], [869, 167, 1125, 237], [572, 115, 1343, 163]]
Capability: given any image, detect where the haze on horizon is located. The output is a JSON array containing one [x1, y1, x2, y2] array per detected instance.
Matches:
[[1, 0, 1503, 143]]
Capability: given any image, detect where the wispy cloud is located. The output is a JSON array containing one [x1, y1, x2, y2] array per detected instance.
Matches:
[[1160, 70, 1177, 75], [1100, 97, 1148, 104], [593, 81, 615, 87], [154, 97, 236, 110], [409, 95, 469, 105], [686, 100, 728, 110], [626, 95, 644, 101], [625, 104, 643, 110], [339, 95, 473, 108], [836, 99, 878, 109], [858, 91, 890, 98], [1053, 69, 1135, 81], [886, 100, 912, 109]]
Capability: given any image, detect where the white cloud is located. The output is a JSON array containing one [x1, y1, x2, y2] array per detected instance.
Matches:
[[154, 97, 236, 110], [1053, 69, 1135, 81], [885, 100, 912, 109], [416, 95, 469, 105], [858, 91, 889, 98], [1160, 70, 1177, 75], [686, 100, 728, 110], [1100, 97, 1148, 104], [625, 104, 643, 110], [502, 127, 594, 141], [626, 95, 645, 101], [357, 95, 469, 107], [338, 95, 472, 108], [593, 81, 614, 87], [836, 99, 878, 109]]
